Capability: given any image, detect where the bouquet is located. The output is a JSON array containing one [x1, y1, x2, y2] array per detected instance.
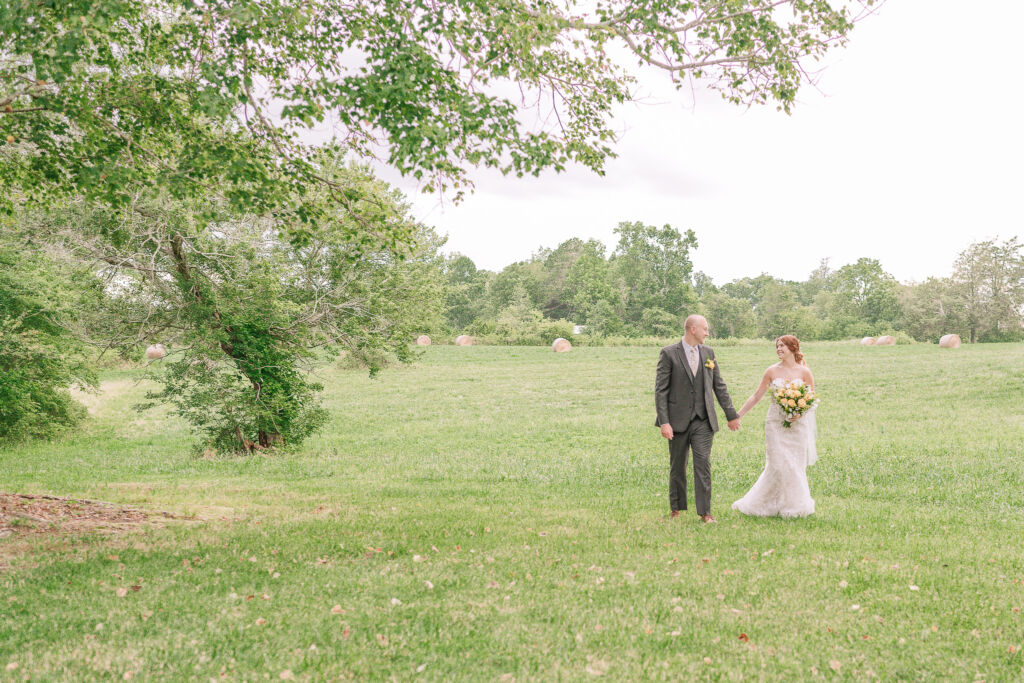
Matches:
[[771, 380, 818, 428]]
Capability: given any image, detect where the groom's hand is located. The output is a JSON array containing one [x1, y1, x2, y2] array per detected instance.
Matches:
[[660, 424, 674, 440], [727, 418, 741, 431]]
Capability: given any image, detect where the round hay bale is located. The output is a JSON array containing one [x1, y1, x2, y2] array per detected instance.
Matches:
[[455, 335, 473, 346], [875, 335, 896, 346], [552, 338, 572, 353], [860, 337, 876, 346], [415, 335, 431, 346], [939, 334, 962, 349], [145, 343, 166, 359]]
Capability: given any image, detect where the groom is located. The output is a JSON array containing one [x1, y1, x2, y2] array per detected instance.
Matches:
[[655, 314, 740, 522]]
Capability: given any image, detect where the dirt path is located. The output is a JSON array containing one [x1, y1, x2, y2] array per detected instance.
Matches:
[[0, 493, 183, 570]]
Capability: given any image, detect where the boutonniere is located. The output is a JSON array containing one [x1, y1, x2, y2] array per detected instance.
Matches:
[[704, 358, 715, 370]]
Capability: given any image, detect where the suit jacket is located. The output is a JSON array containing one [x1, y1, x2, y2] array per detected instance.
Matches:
[[654, 342, 738, 433]]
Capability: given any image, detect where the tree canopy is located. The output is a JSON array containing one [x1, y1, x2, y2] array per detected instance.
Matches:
[[3, 0, 877, 223]]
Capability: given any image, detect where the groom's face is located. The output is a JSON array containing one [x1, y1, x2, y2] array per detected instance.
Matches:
[[689, 319, 710, 344]]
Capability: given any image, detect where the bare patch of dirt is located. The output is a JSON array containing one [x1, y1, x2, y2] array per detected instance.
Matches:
[[0, 493, 183, 569]]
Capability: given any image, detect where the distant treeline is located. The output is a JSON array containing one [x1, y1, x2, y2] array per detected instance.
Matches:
[[438, 223, 1023, 344]]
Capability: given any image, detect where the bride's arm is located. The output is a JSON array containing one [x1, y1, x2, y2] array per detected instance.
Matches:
[[737, 370, 772, 418], [804, 366, 815, 392]]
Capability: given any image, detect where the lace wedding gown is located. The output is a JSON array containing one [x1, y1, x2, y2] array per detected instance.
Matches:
[[732, 379, 817, 518]]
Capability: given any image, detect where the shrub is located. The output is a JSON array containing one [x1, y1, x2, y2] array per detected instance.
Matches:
[[0, 247, 97, 443]]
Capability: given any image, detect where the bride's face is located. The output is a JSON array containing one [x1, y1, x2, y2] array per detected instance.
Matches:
[[776, 340, 792, 360]]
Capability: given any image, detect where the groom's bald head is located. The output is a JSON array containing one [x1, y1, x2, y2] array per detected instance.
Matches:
[[684, 314, 710, 344], [685, 314, 707, 334]]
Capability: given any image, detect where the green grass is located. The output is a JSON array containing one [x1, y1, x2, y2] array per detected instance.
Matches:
[[2, 342, 1023, 680]]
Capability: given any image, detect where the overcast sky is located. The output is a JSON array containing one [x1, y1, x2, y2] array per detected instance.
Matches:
[[367, 1, 1024, 285]]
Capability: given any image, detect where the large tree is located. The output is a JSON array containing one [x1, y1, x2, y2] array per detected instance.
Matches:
[[3, 0, 877, 221], [28, 162, 444, 452], [612, 221, 698, 329], [442, 253, 491, 331], [563, 240, 619, 325], [897, 277, 964, 342], [701, 291, 758, 338], [950, 238, 1024, 343], [755, 279, 820, 339], [822, 257, 899, 337]]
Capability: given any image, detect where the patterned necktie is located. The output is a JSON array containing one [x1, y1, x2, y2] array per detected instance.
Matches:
[[689, 346, 698, 375]]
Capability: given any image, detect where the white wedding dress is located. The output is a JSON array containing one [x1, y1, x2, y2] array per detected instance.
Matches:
[[732, 379, 817, 518]]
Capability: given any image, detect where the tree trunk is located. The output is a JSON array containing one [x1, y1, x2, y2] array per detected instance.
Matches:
[[233, 424, 259, 453], [258, 430, 283, 448]]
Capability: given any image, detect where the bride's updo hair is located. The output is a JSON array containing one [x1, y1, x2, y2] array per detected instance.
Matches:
[[776, 335, 805, 365]]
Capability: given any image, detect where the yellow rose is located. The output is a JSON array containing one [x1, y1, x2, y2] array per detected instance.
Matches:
[[788, 399, 797, 407], [797, 399, 806, 407]]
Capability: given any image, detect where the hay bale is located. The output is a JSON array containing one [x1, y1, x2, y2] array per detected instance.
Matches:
[[552, 338, 572, 353], [145, 343, 166, 359], [939, 334, 962, 348], [860, 337, 876, 346], [455, 335, 473, 346], [415, 335, 431, 346], [875, 335, 896, 346]]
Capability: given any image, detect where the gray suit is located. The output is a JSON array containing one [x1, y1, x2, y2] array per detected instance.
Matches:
[[654, 342, 739, 514]]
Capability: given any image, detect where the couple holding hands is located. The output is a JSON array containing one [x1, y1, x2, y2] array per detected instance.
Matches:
[[655, 315, 818, 522]]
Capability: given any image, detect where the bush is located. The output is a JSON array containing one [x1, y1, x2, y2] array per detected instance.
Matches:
[[140, 352, 328, 454], [871, 330, 918, 345], [0, 324, 91, 442], [538, 320, 575, 345], [464, 318, 496, 339], [978, 328, 1024, 343], [0, 245, 97, 443], [476, 299, 575, 346]]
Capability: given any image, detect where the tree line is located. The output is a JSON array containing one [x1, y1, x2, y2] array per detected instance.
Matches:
[[440, 226, 1024, 345]]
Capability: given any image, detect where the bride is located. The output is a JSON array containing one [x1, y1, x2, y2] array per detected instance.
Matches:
[[731, 335, 817, 518]]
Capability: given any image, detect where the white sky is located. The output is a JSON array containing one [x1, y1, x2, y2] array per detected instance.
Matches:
[[370, 1, 1024, 285]]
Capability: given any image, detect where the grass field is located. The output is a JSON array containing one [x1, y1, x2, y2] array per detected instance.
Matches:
[[2, 342, 1023, 680]]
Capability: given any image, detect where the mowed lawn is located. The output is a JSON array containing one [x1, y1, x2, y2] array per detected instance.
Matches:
[[2, 342, 1023, 680]]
